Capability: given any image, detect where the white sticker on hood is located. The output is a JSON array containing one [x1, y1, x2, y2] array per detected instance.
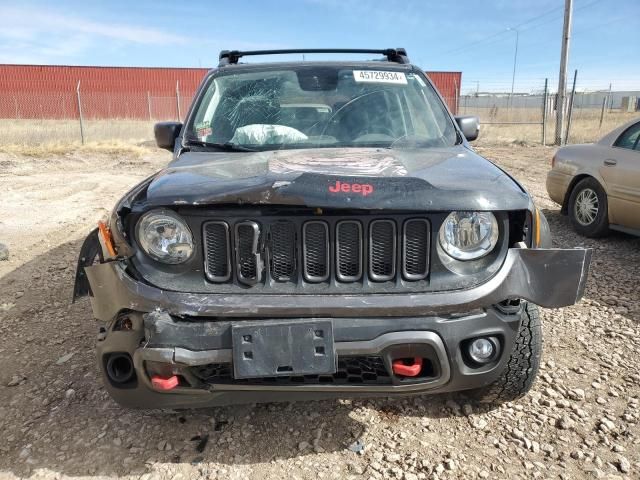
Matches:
[[353, 70, 407, 85]]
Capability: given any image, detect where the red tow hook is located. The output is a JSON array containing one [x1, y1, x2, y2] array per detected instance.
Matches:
[[151, 375, 179, 391], [392, 358, 423, 377]]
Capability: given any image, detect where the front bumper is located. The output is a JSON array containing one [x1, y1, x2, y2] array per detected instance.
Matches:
[[99, 306, 523, 408], [546, 170, 571, 206], [84, 247, 591, 408], [85, 247, 591, 321]]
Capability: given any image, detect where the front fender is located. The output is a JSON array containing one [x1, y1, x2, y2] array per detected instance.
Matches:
[[72, 228, 101, 302]]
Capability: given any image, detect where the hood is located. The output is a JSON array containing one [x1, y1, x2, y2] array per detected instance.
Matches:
[[140, 146, 531, 211]]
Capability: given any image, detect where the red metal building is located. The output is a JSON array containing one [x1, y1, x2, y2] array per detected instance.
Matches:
[[0, 65, 461, 119], [0, 65, 206, 120], [426, 71, 462, 113]]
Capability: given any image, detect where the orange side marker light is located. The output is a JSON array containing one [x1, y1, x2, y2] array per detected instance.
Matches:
[[98, 221, 117, 257]]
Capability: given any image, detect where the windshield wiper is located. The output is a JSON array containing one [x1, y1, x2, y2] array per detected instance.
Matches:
[[183, 138, 257, 152]]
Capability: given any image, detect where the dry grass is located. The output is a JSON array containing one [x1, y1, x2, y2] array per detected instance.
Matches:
[[0, 140, 153, 158], [471, 109, 638, 146], [0, 119, 157, 157], [0, 118, 155, 143]]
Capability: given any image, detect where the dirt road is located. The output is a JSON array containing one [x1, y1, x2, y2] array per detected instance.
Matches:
[[0, 145, 638, 479]]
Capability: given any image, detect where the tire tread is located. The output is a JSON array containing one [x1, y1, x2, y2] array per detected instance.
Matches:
[[470, 303, 542, 404]]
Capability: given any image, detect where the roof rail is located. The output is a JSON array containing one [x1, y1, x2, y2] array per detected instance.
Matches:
[[218, 48, 410, 67]]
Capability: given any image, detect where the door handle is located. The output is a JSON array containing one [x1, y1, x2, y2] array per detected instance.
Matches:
[[604, 159, 617, 166]]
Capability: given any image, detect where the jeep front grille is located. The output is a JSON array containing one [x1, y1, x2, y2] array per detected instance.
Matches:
[[202, 214, 431, 288]]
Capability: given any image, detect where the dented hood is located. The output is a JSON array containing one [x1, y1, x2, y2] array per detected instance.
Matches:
[[141, 146, 531, 211]]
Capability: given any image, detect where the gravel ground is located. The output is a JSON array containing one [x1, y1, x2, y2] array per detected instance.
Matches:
[[0, 145, 638, 479]]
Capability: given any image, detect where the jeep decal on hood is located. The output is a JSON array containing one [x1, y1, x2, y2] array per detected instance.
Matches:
[[328, 180, 374, 196]]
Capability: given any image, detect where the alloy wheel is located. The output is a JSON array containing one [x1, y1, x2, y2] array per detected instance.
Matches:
[[574, 188, 599, 226]]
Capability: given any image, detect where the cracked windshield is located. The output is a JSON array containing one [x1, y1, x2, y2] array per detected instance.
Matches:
[[186, 66, 458, 151]]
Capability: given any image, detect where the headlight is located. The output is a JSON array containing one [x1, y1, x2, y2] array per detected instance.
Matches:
[[438, 211, 499, 261], [137, 210, 194, 264]]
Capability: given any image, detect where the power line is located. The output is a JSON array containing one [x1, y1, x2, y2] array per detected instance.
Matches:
[[436, 5, 563, 56], [435, 0, 603, 57], [515, 14, 624, 52], [516, 0, 602, 35]]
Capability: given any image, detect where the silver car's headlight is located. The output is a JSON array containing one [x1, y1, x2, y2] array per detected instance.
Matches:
[[438, 211, 499, 261], [137, 210, 194, 264]]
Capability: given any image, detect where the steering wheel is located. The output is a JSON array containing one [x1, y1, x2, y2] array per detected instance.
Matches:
[[318, 90, 389, 140]]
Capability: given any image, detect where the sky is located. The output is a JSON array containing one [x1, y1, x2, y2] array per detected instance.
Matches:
[[0, 0, 638, 93]]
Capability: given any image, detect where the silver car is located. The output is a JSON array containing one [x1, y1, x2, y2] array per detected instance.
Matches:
[[546, 118, 640, 237]]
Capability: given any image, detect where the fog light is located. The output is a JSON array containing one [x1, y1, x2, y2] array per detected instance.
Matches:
[[468, 337, 499, 364]]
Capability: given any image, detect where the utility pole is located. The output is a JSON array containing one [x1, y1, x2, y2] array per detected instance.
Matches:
[[76, 80, 85, 145], [555, 0, 574, 145], [542, 78, 549, 146], [507, 27, 519, 112]]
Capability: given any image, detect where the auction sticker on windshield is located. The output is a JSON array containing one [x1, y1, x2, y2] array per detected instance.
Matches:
[[353, 70, 407, 85]]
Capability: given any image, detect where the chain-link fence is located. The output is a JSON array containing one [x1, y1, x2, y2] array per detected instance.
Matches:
[[0, 85, 197, 145], [458, 80, 549, 144], [458, 80, 639, 145]]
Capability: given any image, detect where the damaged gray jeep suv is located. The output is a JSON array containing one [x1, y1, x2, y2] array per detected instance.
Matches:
[[73, 48, 591, 409]]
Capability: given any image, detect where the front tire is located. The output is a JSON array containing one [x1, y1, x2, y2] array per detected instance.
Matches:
[[468, 303, 542, 405], [568, 177, 609, 237]]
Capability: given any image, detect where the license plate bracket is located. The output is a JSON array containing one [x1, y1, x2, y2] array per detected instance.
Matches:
[[231, 320, 335, 379]]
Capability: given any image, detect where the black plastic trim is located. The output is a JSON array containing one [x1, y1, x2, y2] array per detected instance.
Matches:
[[336, 220, 363, 282], [402, 218, 430, 281], [302, 220, 330, 283], [202, 221, 231, 282], [369, 219, 397, 282]]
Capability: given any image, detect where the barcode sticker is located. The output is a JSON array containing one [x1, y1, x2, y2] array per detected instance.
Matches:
[[353, 70, 407, 85]]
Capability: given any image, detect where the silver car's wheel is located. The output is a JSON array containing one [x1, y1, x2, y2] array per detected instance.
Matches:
[[574, 188, 599, 226], [568, 177, 609, 238]]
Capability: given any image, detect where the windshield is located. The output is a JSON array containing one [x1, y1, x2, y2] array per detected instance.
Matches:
[[185, 65, 458, 151]]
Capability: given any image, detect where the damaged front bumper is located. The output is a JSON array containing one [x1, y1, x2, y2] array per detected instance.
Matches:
[[84, 247, 591, 321], [101, 307, 524, 408], [81, 247, 591, 408]]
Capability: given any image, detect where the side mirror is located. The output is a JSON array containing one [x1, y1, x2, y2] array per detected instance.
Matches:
[[455, 116, 480, 142], [154, 122, 183, 151]]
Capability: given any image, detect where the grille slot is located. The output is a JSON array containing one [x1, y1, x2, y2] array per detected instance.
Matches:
[[302, 221, 330, 282], [369, 220, 397, 281], [270, 221, 296, 281], [203, 221, 231, 282], [235, 221, 262, 285], [336, 221, 363, 282], [402, 219, 430, 280]]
